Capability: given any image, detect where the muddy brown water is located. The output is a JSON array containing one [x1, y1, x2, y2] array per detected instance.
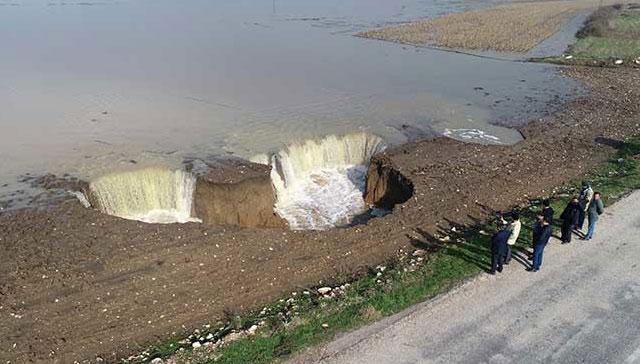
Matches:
[[0, 0, 583, 209]]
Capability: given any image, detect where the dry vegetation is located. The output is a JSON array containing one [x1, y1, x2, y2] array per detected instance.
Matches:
[[358, 0, 635, 53]]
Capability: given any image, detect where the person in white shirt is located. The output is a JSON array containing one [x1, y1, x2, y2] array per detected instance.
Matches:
[[504, 211, 521, 265], [578, 181, 594, 231]]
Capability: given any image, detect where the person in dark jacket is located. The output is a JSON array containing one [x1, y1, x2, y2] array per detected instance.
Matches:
[[542, 199, 554, 225], [530, 214, 544, 260], [490, 222, 510, 275], [560, 197, 581, 244], [529, 216, 552, 272], [583, 192, 604, 240]]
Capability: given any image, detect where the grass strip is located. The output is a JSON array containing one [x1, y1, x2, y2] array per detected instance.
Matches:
[[533, 5, 640, 66]]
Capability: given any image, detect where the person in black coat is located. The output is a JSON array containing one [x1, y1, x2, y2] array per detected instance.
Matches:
[[560, 197, 581, 244], [530, 214, 544, 260], [490, 222, 510, 275], [542, 199, 554, 225], [528, 216, 553, 272]]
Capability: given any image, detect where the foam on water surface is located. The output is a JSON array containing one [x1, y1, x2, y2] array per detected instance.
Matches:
[[443, 128, 503, 144], [255, 133, 385, 230]]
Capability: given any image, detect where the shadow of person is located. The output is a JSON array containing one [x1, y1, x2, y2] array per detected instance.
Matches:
[[409, 222, 493, 273], [509, 248, 532, 269], [594, 136, 626, 150]]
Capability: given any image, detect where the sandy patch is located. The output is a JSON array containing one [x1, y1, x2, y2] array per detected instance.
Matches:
[[358, 0, 635, 52]]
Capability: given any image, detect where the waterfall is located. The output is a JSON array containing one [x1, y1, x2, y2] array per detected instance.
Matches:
[[253, 132, 385, 230], [88, 167, 198, 224]]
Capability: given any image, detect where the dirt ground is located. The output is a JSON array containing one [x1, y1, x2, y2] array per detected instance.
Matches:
[[1, 66, 639, 363], [358, 0, 637, 52]]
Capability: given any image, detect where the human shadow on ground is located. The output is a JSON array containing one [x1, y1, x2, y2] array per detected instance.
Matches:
[[595, 136, 626, 150], [404, 200, 569, 273], [406, 212, 536, 273]]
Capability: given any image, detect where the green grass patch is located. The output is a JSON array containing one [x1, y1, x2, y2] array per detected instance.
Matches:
[[610, 12, 640, 34], [570, 36, 640, 60], [135, 137, 640, 364], [532, 6, 640, 66], [568, 6, 640, 62]]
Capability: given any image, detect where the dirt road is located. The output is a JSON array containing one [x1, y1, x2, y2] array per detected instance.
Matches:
[[295, 190, 640, 364]]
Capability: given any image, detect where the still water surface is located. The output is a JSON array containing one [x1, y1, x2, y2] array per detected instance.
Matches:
[[0, 0, 581, 205]]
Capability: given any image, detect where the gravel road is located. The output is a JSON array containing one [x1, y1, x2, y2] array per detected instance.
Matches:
[[294, 190, 640, 364]]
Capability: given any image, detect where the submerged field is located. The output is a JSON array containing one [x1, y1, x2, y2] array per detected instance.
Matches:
[[358, 0, 637, 52]]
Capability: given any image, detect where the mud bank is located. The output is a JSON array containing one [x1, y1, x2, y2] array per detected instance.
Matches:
[[188, 158, 286, 229], [1, 67, 639, 363], [364, 155, 414, 209]]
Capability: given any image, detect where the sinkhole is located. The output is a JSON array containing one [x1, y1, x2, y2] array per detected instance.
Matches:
[[83, 133, 413, 229]]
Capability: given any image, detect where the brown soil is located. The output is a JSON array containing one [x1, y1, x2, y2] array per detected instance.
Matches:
[[1, 67, 639, 363], [188, 158, 286, 228], [358, 0, 635, 52]]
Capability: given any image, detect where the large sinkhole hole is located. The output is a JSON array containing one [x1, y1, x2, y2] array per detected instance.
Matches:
[[252, 132, 386, 230], [87, 167, 200, 224], [83, 132, 411, 229]]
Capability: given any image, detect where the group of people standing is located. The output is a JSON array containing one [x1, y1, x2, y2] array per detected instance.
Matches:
[[490, 181, 604, 274]]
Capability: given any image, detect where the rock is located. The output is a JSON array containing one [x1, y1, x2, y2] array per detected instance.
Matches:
[[225, 331, 243, 343], [412, 249, 427, 257], [192, 342, 202, 349], [150, 359, 164, 364], [614, 59, 624, 65], [247, 324, 258, 335], [317, 287, 332, 295], [635, 57, 640, 65]]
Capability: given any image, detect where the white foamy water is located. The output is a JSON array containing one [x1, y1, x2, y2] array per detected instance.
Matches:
[[443, 128, 503, 144], [88, 167, 199, 224], [254, 133, 385, 230]]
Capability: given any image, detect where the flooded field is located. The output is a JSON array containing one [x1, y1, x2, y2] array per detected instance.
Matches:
[[0, 0, 582, 209]]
